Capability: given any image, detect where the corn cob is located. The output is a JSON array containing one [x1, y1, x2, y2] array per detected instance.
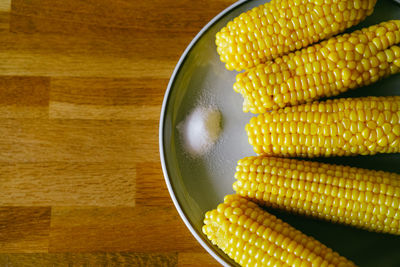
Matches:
[[233, 156, 400, 235], [234, 20, 400, 113], [246, 96, 400, 157], [203, 194, 356, 266], [217, 0, 377, 71]]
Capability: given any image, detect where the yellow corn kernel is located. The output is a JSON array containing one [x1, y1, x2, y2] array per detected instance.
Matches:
[[234, 156, 400, 235], [203, 194, 357, 266], [216, 0, 377, 71], [234, 20, 400, 112], [246, 96, 400, 157]]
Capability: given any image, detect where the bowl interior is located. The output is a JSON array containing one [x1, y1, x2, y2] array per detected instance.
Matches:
[[161, 1, 400, 266]]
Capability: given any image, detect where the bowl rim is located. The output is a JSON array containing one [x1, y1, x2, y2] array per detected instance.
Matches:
[[158, 1, 250, 266]]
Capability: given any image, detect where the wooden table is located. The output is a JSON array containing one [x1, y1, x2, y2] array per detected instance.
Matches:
[[0, 0, 235, 265]]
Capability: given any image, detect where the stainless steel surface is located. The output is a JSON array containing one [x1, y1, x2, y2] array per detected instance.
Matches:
[[160, 1, 400, 266]]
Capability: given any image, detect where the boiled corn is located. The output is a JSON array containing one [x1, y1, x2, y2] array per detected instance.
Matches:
[[217, 0, 377, 71], [203, 194, 356, 266], [234, 20, 400, 113], [246, 96, 400, 157], [233, 156, 400, 235]]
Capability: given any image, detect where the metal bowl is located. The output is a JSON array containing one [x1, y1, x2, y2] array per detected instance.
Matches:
[[160, 1, 400, 266]]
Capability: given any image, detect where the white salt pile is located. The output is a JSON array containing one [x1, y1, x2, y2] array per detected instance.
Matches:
[[178, 107, 222, 157]]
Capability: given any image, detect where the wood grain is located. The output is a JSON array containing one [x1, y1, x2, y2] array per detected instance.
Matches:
[[49, 77, 165, 120], [49, 207, 203, 253], [0, 0, 238, 265], [10, 0, 232, 37], [0, 12, 8, 30], [0, 207, 50, 252], [0, 162, 135, 206], [0, 0, 9, 31], [0, 34, 174, 78], [0, 76, 49, 106], [0, 253, 177, 266], [0, 0, 10, 12], [2, 0, 233, 78], [0, 119, 158, 163], [178, 253, 220, 267], [0, 76, 49, 118], [136, 162, 172, 207]]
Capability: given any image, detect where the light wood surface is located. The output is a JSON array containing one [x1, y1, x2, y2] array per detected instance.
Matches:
[[0, 0, 236, 265]]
